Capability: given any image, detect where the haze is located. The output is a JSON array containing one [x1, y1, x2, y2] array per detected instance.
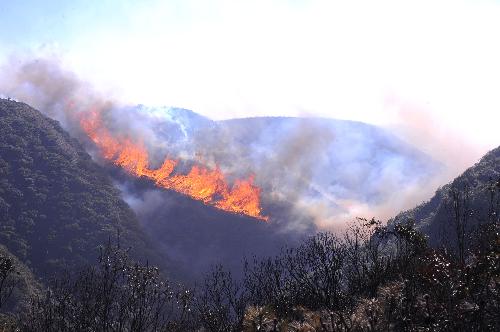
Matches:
[[1, 0, 499, 175]]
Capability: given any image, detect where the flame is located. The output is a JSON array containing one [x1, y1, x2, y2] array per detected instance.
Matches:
[[79, 109, 268, 221]]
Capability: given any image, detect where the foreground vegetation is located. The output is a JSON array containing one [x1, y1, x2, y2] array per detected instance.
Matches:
[[0, 180, 498, 331]]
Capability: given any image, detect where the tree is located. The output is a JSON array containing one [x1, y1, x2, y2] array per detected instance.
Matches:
[[449, 184, 472, 265], [196, 265, 247, 332], [22, 240, 193, 332], [0, 255, 17, 310]]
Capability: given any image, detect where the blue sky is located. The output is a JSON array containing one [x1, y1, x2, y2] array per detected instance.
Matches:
[[1, 0, 499, 161]]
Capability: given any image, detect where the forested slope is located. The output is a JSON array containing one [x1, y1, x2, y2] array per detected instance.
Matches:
[[0, 244, 41, 313], [0, 99, 166, 279], [391, 145, 500, 247]]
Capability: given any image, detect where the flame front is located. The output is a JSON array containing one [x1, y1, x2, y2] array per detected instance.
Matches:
[[80, 109, 268, 221]]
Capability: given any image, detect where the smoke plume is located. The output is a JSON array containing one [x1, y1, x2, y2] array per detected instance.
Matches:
[[0, 56, 448, 230]]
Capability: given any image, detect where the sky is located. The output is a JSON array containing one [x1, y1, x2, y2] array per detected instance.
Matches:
[[0, 0, 499, 163]]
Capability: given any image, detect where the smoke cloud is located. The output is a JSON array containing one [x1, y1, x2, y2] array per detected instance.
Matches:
[[0, 56, 117, 144], [0, 56, 452, 231], [385, 95, 487, 182]]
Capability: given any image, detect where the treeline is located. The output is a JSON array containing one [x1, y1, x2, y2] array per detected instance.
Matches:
[[0, 181, 499, 331]]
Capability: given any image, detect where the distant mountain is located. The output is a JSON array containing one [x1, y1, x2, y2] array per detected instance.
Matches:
[[123, 106, 441, 220], [0, 99, 169, 280], [217, 117, 439, 204], [391, 145, 500, 246]]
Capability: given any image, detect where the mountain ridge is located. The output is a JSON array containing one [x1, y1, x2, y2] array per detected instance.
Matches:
[[124, 105, 441, 219], [0, 99, 169, 280], [390, 145, 500, 246]]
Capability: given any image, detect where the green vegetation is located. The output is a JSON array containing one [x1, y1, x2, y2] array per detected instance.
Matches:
[[0, 99, 164, 279]]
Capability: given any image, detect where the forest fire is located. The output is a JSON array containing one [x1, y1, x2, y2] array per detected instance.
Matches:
[[79, 109, 268, 221]]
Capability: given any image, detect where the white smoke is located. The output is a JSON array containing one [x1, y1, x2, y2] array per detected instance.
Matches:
[[0, 56, 448, 231]]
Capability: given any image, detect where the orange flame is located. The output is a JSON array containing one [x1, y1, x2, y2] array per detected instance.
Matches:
[[79, 108, 268, 221]]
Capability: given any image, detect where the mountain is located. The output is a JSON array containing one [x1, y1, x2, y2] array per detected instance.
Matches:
[[122, 106, 441, 221], [0, 99, 168, 280], [0, 99, 443, 284], [391, 145, 500, 246], [97, 106, 441, 281], [217, 117, 439, 205]]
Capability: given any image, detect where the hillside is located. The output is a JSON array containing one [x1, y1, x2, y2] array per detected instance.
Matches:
[[15, 148, 499, 331], [0, 98, 497, 330], [391, 145, 500, 246], [56, 104, 442, 281], [0, 99, 168, 279], [124, 106, 441, 220], [0, 244, 41, 314], [119, 176, 313, 281]]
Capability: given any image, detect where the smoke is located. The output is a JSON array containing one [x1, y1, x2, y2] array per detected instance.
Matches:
[[385, 96, 486, 182], [0, 57, 180, 165], [1, 57, 101, 128], [0, 56, 125, 166], [0, 56, 448, 232], [184, 114, 444, 230]]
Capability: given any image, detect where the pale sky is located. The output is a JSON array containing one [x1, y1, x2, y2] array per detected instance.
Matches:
[[1, 0, 499, 153]]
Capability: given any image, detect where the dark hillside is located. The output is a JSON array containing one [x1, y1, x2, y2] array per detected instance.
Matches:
[[0, 99, 167, 279], [131, 186, 312, 281], [391, 145, 500, 246], [0, 244, 41, 314]]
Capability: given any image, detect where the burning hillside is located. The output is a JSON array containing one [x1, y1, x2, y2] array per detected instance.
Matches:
[[0, 59, 444, 229], [79, 108, 268, 221]]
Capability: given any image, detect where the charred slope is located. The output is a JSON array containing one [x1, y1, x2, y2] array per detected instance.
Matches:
[[0, 99, 168, 279], [391, 145, 500, 246], [113, 174, 315, 282]]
